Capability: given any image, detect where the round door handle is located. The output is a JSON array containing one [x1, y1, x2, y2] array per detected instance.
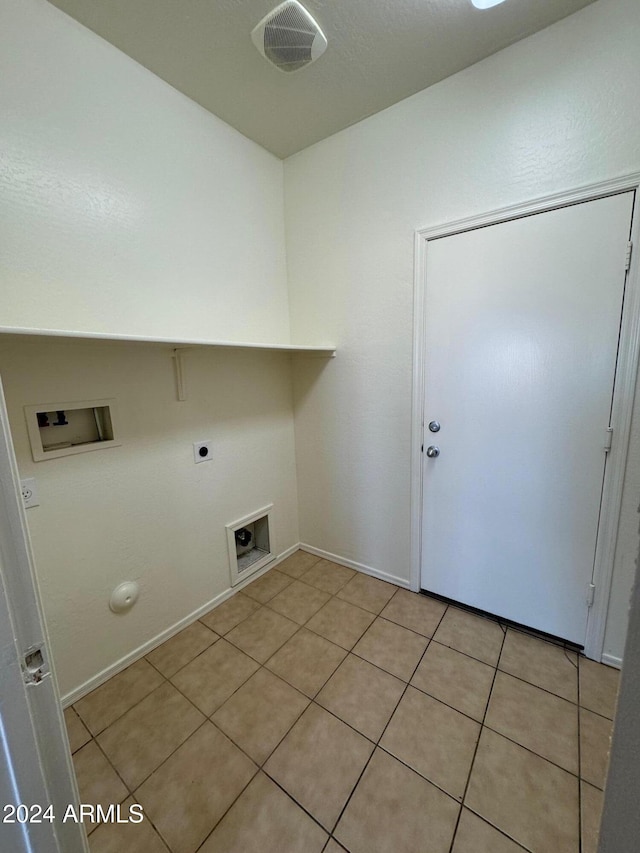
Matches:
[[426, 446, 440, 458]]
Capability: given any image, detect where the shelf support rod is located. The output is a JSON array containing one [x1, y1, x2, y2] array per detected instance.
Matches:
[[172, 348, 188, 402]]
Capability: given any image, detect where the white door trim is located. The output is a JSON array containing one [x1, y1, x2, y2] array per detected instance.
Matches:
[[410, 173, 640, 661], [0, 378, 88, 852]]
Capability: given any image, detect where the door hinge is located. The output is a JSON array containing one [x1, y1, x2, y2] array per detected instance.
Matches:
[[22, 644, 50, 686], [625, 241, 633, 272], [587, 583, 596, 608], [604, 427, 613, 453]]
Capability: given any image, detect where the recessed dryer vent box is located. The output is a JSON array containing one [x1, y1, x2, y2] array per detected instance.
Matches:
[[227, 504, 275, 587], [24, 398, 120, 461]]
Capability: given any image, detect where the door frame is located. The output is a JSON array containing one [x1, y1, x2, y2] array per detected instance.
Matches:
[[410, 173, 640, 662], [0, 377, 88, 852]]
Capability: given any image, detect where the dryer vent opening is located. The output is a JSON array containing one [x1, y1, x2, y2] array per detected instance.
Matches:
[[251, 1, 328, 73], [227, 506, 275, 586]]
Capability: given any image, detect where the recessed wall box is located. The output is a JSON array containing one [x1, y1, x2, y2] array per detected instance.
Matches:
[[227, 504, 275, 586], [24, 399, 120, 461]]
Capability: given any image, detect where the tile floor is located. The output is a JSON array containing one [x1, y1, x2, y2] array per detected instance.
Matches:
[[64, 550, 619, 853]]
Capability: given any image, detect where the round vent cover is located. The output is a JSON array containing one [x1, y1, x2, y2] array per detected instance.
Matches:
[[251, 1, 327, 73]]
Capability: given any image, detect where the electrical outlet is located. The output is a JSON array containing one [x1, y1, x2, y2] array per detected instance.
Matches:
[[21, 478, 40, 508], [193, 440, 213, 464]]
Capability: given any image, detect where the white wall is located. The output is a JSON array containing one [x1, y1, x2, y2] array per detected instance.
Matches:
[[0, 337, 300, 698], [4, 0, 639, 690], [599, 531, 640, 851], [0, 0, 290, 345], [285, 0, 640, 660], [0, 0, 302, 699]]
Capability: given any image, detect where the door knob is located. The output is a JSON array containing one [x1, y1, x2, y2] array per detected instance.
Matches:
[[426, 446, 440, 458], [428, 421, 441, 433]]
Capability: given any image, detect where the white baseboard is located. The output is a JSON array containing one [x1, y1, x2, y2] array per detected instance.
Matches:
[[60, 541, 301, 707], [299, 543, 410, 590], [601, 652, 622, 669]]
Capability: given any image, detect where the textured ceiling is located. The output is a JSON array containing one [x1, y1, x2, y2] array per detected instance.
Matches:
[[46, 0, 597, 158]]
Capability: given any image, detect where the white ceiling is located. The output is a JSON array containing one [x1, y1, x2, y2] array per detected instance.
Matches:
[[46, 0, 597, 158]]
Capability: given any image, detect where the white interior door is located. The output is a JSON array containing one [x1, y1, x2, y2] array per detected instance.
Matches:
[[421, 192, 634, 645], [0, 378, 88, 853]]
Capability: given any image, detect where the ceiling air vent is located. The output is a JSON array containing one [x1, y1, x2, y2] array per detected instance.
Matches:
[[251, 1, 327, 73]]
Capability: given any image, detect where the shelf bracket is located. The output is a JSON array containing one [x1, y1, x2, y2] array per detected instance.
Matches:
[[172, 348, 188, 402]]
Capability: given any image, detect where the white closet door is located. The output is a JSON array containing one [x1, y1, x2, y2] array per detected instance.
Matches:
[[421, 192, 634, 644]]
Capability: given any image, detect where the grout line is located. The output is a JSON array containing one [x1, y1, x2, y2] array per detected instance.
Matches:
[[405, 634, 496, 668], [192, 763, 261, 853], [447, 618, 507, 853], [205, 677, 312, 775], [161, 591, 384, 844], [73, 675, 209, 848], [493, 666, 579, 707], [65, 565, 377, 848], [326, 601, 451, 837], [68, 568, 593, 850], [265, 644, 348, 702], [124, 790, 172, 852], [565, 647, 579, 669], [88, 736, 133, 804], [460, 804, 535, 852], [407, 679, 495, 728], [257, 770, 333, 839], [131, 716, 211, 792], [144, 632, 220, 681], [478, 723, 581, 781], [578, 654, 584, 853], [72, 666, 168, 737]]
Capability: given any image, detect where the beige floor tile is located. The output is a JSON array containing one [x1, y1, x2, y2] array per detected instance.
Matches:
[[265, 628, 347, 697], [316, 654, 405, 741], [74, 659, 164, 736], [226, 606, 299, 663], [580, 707, 613, 789], [485, 671, 578, 774], [301, 559, 356, 594], [411, 641, 494, 721], [136, 722, 256, 853], [277, 550, 322, 579], [337, 573, 397, 614], [581, 780, 604, 853], [579, 658, 619, 719], [466, 728, 579, 853], [64, 706, 91, 753], [380, 687, 479, 800], [200, 593, 260, 635], [146, 621, 217, 678], [380, 589, 447, 637], [499, 629, 578, 703], [243, 569, 292, 604], [334, 748, 459, 853], [267, 580, 331, 624], [452, 809, 526, 853], [170, 638, 259, 715], [97, 682, 205, 789], [434, 607, 504, 666], [353, 617, 428, 681], [264, 703, 373, 831], [88, 797, 169, 852], [198, 772, 327, 853], [73, 741, 128, 834], [306, 598, 375, 650], [212, 668, 309, 764], [324, 841, 346, 853]]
